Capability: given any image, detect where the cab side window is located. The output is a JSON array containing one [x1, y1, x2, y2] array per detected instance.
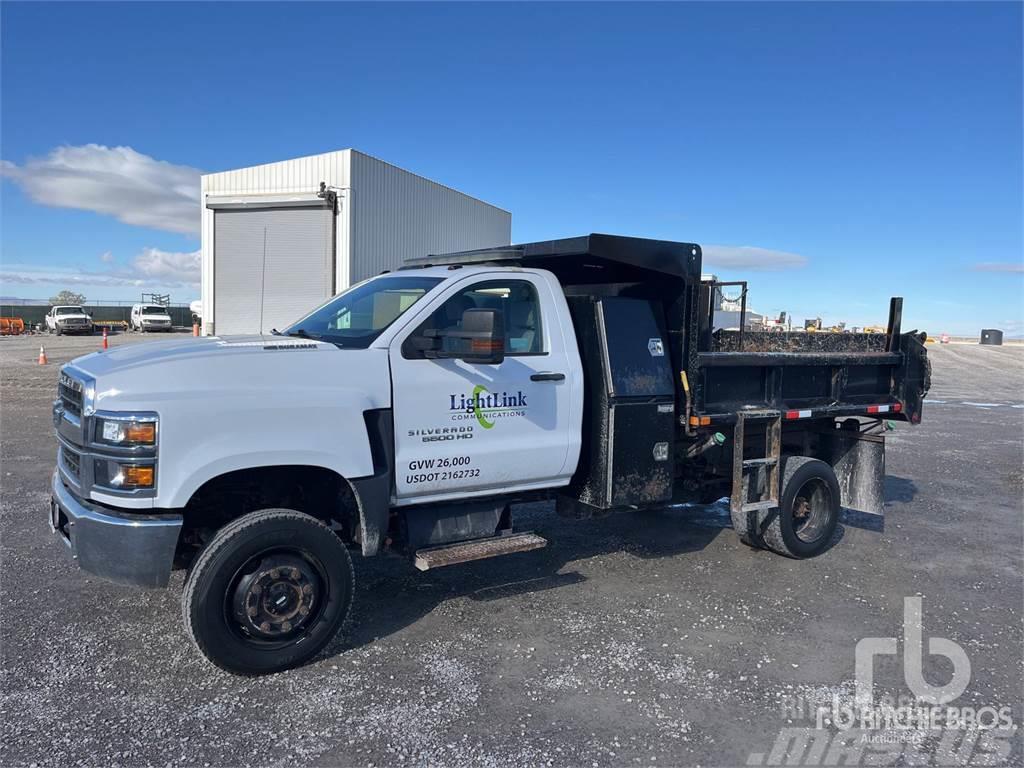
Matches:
[[407, 279, 544, 358]]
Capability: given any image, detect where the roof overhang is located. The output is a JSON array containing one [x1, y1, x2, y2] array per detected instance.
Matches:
[[205, 193, 333, 210]]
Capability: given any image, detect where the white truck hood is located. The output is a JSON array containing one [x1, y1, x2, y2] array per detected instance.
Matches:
[[62, 334, 393, 510], [67, 335, 392, 414]]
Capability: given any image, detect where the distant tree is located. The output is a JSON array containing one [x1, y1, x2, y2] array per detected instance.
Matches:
[[50, 290, 87, 306]]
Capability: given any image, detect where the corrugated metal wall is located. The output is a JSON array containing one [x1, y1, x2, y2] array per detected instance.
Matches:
[[200, 149, 511, 335], [348, 151, 510, 282], [201, 152, 352, 334], [203, 151, 350, 195]]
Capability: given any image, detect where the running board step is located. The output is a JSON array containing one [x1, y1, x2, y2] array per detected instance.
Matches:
[[414, 532, 548, 571], [739, 499, 779, 513]]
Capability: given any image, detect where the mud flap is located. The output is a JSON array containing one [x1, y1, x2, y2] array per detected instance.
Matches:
[[821, 428, 885, 515]]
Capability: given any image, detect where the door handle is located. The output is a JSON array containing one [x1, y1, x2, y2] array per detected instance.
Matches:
[[530, 372, 565, 382]]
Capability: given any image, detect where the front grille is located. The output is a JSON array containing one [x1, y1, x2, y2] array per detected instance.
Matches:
[[58, 372, 83, 417], [61, 446, 81, 479]]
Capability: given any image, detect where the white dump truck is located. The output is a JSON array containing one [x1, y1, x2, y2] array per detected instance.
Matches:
[[49, 235, 930, 674]]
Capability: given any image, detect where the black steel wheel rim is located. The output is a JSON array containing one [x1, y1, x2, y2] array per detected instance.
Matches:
[[225, 547, 329, 648], [791, 478, 832, 544]]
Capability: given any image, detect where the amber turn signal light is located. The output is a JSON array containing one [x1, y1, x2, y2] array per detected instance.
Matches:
[[122, 465, 154, 488]]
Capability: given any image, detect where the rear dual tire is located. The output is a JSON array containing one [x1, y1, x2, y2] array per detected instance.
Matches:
[[732, 456, 840, 558], [182, 508, 354, 675]]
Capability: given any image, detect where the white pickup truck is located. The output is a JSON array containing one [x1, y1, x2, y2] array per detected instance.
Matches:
[[50, 235, 930, 674], [45, 305, 94, 335]]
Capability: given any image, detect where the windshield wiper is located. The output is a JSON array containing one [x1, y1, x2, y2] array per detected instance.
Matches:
[[286, 328, 322, 340]]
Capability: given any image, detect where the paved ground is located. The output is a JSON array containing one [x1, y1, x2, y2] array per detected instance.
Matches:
[[1, 332, 1021, 767]]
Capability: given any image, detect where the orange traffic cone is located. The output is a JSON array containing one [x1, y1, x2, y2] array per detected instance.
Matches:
[[38, 346, 47, 365], [192, 323, 199, 337], [102, 328, 109, 350]]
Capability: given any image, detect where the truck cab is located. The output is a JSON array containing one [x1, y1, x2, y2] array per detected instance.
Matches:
[[49, 234, 930, 675]]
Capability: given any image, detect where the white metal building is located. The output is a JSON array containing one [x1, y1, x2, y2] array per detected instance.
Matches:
[[200, 149, 511, 335]]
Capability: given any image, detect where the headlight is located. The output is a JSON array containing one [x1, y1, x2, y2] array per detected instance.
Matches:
[[95, 416, 157, 446], [93, 459, 155, 489]]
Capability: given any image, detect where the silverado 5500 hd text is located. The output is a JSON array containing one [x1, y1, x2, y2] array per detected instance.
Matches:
[[50, 235, 930, 674]]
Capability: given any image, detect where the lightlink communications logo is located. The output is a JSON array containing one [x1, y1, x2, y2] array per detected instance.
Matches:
[[449, 385, 528, 429]]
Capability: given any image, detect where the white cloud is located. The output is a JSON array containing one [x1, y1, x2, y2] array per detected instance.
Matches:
[[99, 250, 114, 263], [0, 264, 146, 289], [132, 247, 201, 284], [702, 244, 808, 271], [1, 248, 200, 293], [0, 144, 202, 236], [972, 262, 1024, 274]]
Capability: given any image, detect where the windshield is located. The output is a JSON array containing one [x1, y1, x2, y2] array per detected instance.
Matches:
[[141, 306, 167, 315], [283, 274, 443, 348], [55, 307, 85, 315]]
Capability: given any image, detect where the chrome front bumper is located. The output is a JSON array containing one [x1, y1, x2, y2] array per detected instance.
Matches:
[[50, 469, 182, 588]]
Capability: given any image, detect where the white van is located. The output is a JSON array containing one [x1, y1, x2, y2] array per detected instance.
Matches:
[[130, 304, 173, 332]]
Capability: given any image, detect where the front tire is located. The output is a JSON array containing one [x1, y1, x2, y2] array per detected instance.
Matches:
[[182, 508, 354, 675]]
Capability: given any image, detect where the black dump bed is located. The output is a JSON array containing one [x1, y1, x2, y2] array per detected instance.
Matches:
[[412, 233, 931, 430]]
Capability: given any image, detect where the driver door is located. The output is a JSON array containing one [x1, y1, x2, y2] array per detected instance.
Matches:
[[389, 274, 576, 502]]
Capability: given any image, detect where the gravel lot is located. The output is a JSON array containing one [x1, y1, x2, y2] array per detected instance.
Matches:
[[2, 333, 1021, 767]]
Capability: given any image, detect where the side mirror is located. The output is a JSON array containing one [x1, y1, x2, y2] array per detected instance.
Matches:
[[457, 308, 505, 364], [424, 308, 505, 364]]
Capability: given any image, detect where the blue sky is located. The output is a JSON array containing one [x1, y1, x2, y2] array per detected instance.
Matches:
[[2, 1, 1021, 335]]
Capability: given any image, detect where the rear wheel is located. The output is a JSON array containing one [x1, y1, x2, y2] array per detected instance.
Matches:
[[182, 508, 354, 675], [759, 457, 840, 558]]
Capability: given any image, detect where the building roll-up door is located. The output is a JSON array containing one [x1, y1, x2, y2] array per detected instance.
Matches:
[[212, 204, 334, 335]]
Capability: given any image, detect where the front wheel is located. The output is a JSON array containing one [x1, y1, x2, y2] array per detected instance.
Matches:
[[182, 508, 354, 675]]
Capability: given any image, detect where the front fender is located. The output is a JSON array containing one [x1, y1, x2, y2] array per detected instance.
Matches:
[[158, 397, 378, 509]]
